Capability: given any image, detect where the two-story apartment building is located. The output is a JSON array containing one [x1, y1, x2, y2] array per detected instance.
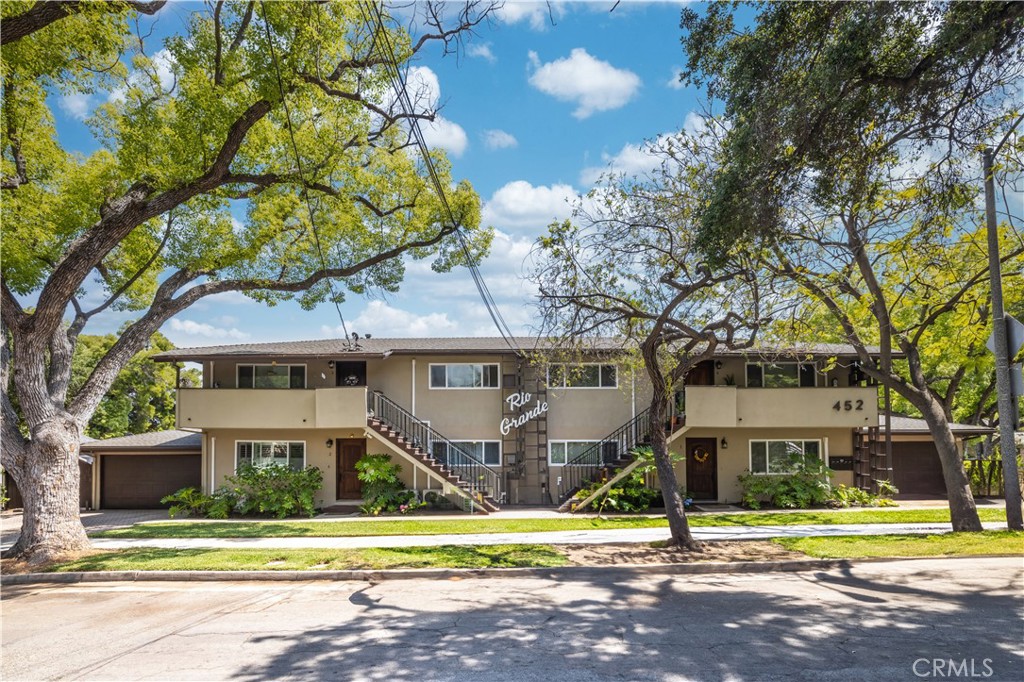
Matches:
[[145, 337, 889, 511]]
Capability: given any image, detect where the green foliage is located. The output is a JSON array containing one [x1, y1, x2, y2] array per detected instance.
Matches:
[[574, 469, 661, 514], [827, 484, 897, 509], [223, 464, 323, 519], [162, 465, 323, 519], [680, 1, 1023, 257], [71, 331, 200, 439], [355, 454, 420, 515], [737, 457, 835, 509]]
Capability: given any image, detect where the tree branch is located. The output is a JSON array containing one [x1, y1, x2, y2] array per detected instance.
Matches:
[[0, 0, 167, 45]]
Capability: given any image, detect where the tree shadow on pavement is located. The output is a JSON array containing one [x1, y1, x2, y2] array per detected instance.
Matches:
[[226, 563, 1023, 682]]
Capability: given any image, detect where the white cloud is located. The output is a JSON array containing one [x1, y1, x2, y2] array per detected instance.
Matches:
[[481, 180, 579, 233], [580, 139, 664, 186], [325, 300, 459, 337], [527, 48, 641, 119], [405, 66, 468, 157], [666, 66, 685, 90], [468, 43, 496, 63], [422, 117, 469, 157], [59, 93, 93, 121], [481, 129, 518, 150], [167, 318, 250, 340], [496, 1, 565, 30]]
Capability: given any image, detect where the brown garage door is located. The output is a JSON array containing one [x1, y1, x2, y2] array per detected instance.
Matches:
[[101, 454, 201, 509], [892, 442, 947, 497]]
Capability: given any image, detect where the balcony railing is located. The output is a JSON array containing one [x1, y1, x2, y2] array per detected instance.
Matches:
[[370, 391, 503, 503], [556, 408, 651, 503]]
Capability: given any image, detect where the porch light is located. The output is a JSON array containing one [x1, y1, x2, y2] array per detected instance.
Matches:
[[715, 360, 723, 370], [720, 437, 728, 449], [326, 438, 334, 448]]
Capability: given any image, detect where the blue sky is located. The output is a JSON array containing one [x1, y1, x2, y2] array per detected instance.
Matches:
[[53, 1, 705, 347]]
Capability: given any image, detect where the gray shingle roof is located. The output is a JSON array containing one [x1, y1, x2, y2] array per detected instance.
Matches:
[[79, 429, 202, 451], [880, 415, 995, 435], [152, 336, 877, 362]]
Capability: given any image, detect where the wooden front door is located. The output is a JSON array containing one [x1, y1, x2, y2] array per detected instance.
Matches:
[[337, 439, 365, 500], [685, 437, 718, 501]]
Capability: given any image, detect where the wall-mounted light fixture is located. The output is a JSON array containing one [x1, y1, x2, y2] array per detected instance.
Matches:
[[327, 360, 335, 369], [325, 438, 334, 449], [831, 378, 839, 387], [715, 360, 723, 370], [720, 437, 728, 450]]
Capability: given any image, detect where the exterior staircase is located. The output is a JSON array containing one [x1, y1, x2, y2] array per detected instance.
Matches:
[[367, 391, 503, 513], [556, 408, 652, 512]]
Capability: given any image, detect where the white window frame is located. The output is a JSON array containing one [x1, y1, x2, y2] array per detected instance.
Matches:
[[234, 440, 307, 471], [546, 363, 618, 389], [428, 363, 500, 390], [549, 440, 600, 466], [236, 363, 307, 389], [744, 361, 817, 388], [441, 440, 502, 467], [748, 439, 824, 475]]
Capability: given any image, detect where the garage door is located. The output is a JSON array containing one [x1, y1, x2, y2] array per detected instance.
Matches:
[[101, 455, 201, 509], [892, 442, 947, 496]]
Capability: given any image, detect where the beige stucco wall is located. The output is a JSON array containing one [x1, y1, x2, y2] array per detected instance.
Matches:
[[670, 426, 856, 503]]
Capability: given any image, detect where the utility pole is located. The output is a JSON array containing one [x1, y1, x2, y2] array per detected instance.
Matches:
[[983, 146, 1023, 530]]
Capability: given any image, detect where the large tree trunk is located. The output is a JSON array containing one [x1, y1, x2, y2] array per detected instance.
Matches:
[[641, 341, 701, 551], [912, 392, 983, 532], [900, 345, 983, 532], [4, 422, 90, 565]]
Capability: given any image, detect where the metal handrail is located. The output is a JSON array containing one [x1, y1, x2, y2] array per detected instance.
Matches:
[[370, 391, 502, 502], [556, 408, 652, 502]]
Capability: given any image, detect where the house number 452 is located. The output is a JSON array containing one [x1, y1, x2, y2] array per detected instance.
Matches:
[[833, 399, 864, 412]]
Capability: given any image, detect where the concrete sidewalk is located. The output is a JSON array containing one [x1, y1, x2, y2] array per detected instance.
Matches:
[[78, 521, 1011, 551]]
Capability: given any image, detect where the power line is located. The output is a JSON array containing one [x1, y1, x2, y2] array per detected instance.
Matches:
[[359, 1, 523, 356]]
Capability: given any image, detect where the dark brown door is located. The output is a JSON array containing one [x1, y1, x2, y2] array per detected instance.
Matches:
[[685, 360, 715, 386], [337, 439, 365, 499], [685, 438, 718, 501], [101, 454, 201, 509], [892, 442, 948, 496]]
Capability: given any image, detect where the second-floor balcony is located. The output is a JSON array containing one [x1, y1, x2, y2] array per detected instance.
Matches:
[[176, 387, 368, 430], [683, 386, 879, 429]]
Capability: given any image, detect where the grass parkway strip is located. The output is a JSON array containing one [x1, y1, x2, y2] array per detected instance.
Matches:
[[93, 508, 1010, 539], [37, 531, 1024, 573]]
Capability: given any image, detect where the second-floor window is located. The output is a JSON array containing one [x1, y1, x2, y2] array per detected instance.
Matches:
[[429, 363, 499, 389], [237, 364, 306, 389], [745, 362, 816, 388], [547, 364, 617, 389]]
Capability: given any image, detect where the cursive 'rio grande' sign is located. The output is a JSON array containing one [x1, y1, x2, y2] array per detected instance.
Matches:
[[500, 391, 549, 435]]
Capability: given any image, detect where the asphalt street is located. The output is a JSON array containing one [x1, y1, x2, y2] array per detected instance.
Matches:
[[2, 557, 1022, 681]]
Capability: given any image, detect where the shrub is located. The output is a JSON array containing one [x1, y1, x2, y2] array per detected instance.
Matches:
[[355, 454, 421, 515], [163, 465, 323, 519], [827, 484, 897, 508], [737, 456, 834, 509], [223, 464, 323, 518], [574, 469, 660, 513], [161, 487, 213, 518]]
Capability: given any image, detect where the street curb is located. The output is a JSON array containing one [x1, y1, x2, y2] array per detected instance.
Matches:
[[2, 555, 996, 585]]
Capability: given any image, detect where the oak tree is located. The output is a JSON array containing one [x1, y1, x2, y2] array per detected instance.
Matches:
[[1, 1, 494, 563]]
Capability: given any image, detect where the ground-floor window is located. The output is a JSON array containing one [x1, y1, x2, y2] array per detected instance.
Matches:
[[749, 439, 821, 474], [432, 440, 501, 467], [236, 441, 305, 471], [549, 440, 599, 466]]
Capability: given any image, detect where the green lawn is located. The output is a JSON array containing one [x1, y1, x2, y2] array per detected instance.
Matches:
[[48, 544, 568, 572], [94, 508, 1008, 539], [774, 531, 1024, 559]]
